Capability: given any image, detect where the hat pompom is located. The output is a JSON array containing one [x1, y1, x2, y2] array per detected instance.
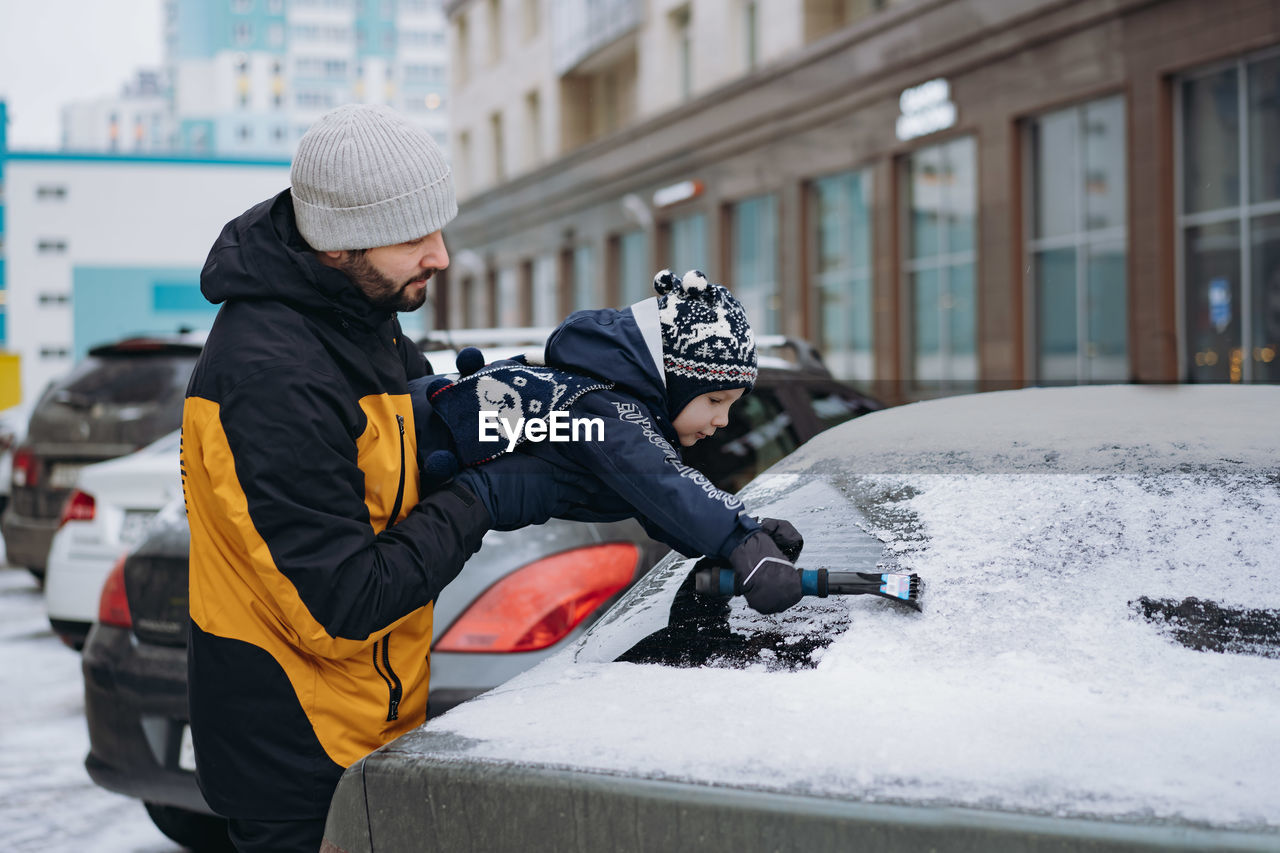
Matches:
[[652, 269, 679, 296], [426, 376, 453, 396], [680, 270, 711, 300], [456, 346, 485, 377]]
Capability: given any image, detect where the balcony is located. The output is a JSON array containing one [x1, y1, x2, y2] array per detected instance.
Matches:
[[550, 0, 641, 76]]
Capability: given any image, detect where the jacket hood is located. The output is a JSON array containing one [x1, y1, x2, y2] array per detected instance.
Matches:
[[200, 189, 391, 327], [543, 299, 674, 431]]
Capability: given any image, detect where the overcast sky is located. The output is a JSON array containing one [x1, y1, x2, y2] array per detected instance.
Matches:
[[0, 0, 164, 149]]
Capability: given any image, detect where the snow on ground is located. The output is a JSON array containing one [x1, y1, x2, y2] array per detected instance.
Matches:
[[430, 387, 1280, 833], [0, 565, 180, 853]]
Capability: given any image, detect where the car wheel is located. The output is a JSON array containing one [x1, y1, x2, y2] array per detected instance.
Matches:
[[143, 802, 235, 853]]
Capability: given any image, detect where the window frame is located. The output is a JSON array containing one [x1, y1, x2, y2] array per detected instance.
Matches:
[[1174, 44, 1280, 383]]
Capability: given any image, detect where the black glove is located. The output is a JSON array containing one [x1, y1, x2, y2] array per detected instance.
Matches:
[[757, 517, 804, 562], [452, 451, 577, 532], [728, 531, 802, 615]]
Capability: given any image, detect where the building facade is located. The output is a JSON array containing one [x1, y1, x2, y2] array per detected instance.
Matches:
[[441, 0, 1280, 402], [165, 0, 451, 157], [60, 70, 174, 154], [59, 0, 451, 158], [0, 124, 292, 401]]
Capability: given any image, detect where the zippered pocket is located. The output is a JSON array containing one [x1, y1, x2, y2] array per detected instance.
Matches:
[[387, 414, 407, 526], [372, 635, 402, 722]]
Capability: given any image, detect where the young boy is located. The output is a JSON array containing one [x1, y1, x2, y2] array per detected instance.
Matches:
[[414, 269, 803, 615]]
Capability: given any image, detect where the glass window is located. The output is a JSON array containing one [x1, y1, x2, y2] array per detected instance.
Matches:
[[1252, 216, 1280, 382], [1181, 67, 1240, 215], [730, 194, 779, 335], [1179, 50, 1280, 383], [497, 267, 521, 327], [618, 230, 650, 305], [903, 136, 977, 388], [572, 245, 595, 311], [1249, 54, 1280, 205], [1027, 95, 1128, 384], [1185, 221, 1241, 382], [532, 254, 558, 327], [812, 169, 873, 381], [667, 212, 707, 276]]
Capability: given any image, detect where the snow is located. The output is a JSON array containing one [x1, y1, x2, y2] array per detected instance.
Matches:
[[428, 387, 1280, 833], [0, 566, 180, 852]]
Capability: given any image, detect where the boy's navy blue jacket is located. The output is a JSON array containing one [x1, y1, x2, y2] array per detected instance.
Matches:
[[413, 299, 761, 559]]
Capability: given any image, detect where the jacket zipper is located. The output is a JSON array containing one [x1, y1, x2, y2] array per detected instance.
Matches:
[[387, 414, 406, 525], [372, 415, 408, 723], [372, 636, 402, 721]]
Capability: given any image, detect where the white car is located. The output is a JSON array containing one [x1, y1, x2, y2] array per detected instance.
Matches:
[[44, 430, 181, 649], [0, 399, 35, 520]]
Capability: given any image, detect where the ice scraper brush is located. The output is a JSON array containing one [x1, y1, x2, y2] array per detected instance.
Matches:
[[694, 567, 923, 611]]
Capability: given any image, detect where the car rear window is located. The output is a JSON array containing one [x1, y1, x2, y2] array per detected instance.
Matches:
[[51, 354, 198, 408]]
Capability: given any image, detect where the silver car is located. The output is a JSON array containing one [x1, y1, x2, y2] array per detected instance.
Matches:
[[324, 385, 1280, 853]]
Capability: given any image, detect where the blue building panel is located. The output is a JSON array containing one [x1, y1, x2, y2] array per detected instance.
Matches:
[[73, 266, 216, 359]]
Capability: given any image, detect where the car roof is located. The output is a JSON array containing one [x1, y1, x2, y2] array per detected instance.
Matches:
[[411, 386, 1280, 832], [86, 329, 208, 358], [418, 328, 836, 378]]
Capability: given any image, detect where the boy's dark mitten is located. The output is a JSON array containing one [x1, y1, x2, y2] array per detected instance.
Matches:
[[757, 517, 804, 562], [453, 452, 577, 532], [727, 531, 803, 615]]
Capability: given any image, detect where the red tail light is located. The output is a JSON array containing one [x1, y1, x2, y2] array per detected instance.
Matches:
[[58, 489, 96, 527], [11, 446, 38, 487], [435, 543, 639, 653], [98, 555, 132, 629]]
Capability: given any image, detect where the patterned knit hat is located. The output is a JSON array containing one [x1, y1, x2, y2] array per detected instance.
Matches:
[[654, 269, 758, 417]]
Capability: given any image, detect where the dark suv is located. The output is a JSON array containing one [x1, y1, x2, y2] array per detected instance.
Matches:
[[2, 332, 205, 581], [81, 345, 882, 852]]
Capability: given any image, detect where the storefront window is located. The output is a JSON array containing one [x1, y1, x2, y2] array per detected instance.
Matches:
[[618, 229, 650, 305], [1027, 95, 1128, 383], [812, 169, 873, 380], [667, 212, 708, 278], [573, 244, 595, 311], [1179, 49, 1280, 383], [532, 254, 558, 327], [904, 136, 977, 388], [730, 194, 779, 335]]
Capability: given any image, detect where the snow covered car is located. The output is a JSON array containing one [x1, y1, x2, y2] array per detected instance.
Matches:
[[43, 431, 182, 649], [82, 358, 881, 852], [323, 385, 1280, 853]]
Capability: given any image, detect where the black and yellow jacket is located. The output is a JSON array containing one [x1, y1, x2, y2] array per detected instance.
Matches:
[[181, 190, 490, 820]]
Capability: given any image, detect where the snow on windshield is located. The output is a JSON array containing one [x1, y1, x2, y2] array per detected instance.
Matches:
[[430, 387, 1280, 830]]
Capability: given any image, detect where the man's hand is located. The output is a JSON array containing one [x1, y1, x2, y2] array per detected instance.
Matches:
[[452, 452, 576, 532], [727, 531, 802, 615]]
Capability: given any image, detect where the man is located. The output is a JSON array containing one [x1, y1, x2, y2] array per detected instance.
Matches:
[[181, 104, 566, 852]]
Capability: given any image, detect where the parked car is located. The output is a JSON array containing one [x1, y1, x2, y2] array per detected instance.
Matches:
[[82, 348, 882, 852], [2, 331, 204, 581], [322, 385, 1280, 853], [0, 399, 36, 520], [43, 430, 182, 649]]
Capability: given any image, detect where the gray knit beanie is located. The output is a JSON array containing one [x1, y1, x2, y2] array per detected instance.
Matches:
[[291, 104, 457, 251]]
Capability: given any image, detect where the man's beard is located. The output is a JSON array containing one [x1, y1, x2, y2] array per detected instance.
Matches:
[[338, 252, 434, 313]]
